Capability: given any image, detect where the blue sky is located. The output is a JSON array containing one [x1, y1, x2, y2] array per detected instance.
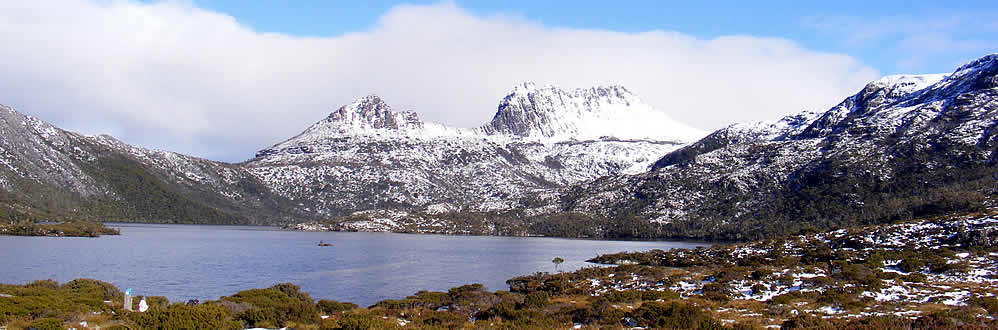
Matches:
[[191, 0, 998, 75]]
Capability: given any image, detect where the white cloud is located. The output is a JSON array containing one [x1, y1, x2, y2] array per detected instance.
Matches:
[[803, 13, 998, 72], [0, 1, 878, 161]]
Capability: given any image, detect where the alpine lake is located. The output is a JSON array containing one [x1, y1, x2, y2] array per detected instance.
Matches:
[[0, 223, 706, 306]]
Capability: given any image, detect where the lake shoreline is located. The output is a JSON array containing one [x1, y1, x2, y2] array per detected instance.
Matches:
[[1, 222, 699, 307], [284, 220, 721, 245], [4, 213, 997, 329], [0, 221, 120, 237]]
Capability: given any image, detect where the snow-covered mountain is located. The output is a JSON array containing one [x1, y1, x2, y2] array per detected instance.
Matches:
[[9, 53, 995, 240], [482, 83, 704, 142], [246, 84, 699, 217], [545, 54, 998, 241], [1, 82, 700, 223]]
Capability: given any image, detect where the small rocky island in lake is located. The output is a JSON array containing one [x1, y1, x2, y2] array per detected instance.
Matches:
[[0, 221, 120, 237]]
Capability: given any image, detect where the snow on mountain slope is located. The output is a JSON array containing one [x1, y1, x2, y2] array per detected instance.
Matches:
[[483, 82, 705, 143], [0, 104, 301, 223], [259, 95, 476, 157], [549, 54, 998, 241], [247, 83, 695, 216], [0, 104, 104, 197]]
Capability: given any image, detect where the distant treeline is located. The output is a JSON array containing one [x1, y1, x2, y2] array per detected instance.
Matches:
[[0, 220, 119, 237]]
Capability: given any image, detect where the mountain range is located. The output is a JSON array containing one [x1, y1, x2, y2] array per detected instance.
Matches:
[[0, 83, 701, 226], [2, 54, 996, 241]]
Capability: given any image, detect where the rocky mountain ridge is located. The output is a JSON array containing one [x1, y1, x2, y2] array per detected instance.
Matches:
[[243, 84, 699, 217], [1, 83, 699, 224]]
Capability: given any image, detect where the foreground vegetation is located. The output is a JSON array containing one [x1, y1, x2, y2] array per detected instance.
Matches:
[[0, 220, 119, 237], [3, 211, 997, 329]]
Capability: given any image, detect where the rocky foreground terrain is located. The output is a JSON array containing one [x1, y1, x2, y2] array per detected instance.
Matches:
[[580, 210, 998, 327]]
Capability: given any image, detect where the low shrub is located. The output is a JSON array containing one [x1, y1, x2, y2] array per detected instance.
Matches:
[[317, 299, 358, 314], [524, 291, 549, 308], [324, 311, 398, 330], [641, 289, 678, 301], [28, 318, 65, 330], [780, 314, 836, 329], [128, 303, 240, 329], [629, 301, 721, 329]]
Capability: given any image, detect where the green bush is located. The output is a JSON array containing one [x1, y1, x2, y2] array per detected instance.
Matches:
[[415, 310, 467, 328], [865, 251, 886, 268], [143, 296, 170, 309], [27, 280, 60, 290], [818, 288, 862, 309], [61, 278, 122, 302], [221, 283, 319, 326], [701, 282, 731, 302], [269, 283, 314, 304], [630, 301, 721, 329], [28, 317, 65, 330], [329, 312, 398, 330], [448, 283, 484, 297], [371, 298, 421, 310], [524, 291, 550, 308], [128, 303, 239, 329], [641, 289, 679, 301], [235, 307, 283, 328], [898, 255, 927, 273], [780, 314, 836, 329], [832, 263, 881, 290], [569, 297, 624, 325], [412, 290, 451, 307], [317, 299, 358, 314], [751, 283, 768, 295], [750, 268, 773, 280]]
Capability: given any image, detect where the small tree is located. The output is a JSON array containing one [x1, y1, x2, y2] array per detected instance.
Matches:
[[552, 257, 565, 272]]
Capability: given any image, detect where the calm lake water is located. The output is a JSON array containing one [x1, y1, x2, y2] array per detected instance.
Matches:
[[0, 223, 706, 306]]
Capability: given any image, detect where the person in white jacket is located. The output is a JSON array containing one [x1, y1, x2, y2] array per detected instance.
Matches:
[[138, 297, 149, 312]]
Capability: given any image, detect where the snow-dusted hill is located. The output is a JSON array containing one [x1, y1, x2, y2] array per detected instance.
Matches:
[[246, 84, 699, 216], [0, 105, 303, 223], [546, 54, 998, 240]]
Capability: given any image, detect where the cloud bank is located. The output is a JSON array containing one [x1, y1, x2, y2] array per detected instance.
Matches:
[[0, 1, 879, 161]]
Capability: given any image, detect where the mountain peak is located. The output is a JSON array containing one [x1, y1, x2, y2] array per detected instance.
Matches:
[[483, 83, 704, 142], [320, 94, 423, 132]]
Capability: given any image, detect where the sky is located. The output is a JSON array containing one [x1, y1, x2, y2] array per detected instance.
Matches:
[[0, 0, 995, 162]]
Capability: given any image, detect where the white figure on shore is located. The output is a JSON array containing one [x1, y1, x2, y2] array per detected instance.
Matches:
[[138, 297, 149, 312]]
